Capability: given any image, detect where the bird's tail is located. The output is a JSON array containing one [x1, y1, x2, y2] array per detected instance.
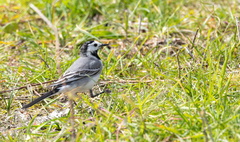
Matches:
[[22, 88, 59, 109]]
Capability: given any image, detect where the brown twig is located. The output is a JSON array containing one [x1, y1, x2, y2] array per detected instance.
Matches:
[[191, 29, 199, 49], [0, 80, 57, 94], [98, 107, 122, 120], [138, 15, 142, 35], [10, 39, 25, 49], [0, 79, 152, 94], [0, 97, 29, 100], [236, 17, 240, 41], [99, 80, 153, 84], [176, 51, 181, 79], [200, 109, 214, 142], [69, 99, 76, 141], [37, 55, 50, 68], [29, 4, 61, 74], [116, 120, 125, 142], [187, 28, 199, 59]]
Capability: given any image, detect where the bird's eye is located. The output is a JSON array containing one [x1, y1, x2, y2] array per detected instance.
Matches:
[[94, 44, 98, 47]]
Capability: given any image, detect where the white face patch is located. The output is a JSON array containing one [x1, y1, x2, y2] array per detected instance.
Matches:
[[87, 41, 102, 52]]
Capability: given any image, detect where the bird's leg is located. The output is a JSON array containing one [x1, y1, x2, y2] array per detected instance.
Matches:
[[88, 89, 111, 115], [88, 89, 104, 115], [89, 89, 105, 98]]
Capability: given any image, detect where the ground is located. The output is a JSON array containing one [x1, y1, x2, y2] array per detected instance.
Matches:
[[0, 0, 239, 141]]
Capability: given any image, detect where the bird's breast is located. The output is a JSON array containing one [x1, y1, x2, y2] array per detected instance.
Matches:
[[84, 73, 101, 90]]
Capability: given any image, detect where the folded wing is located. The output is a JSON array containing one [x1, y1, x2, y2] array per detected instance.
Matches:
[[50, 57, 102, 88]]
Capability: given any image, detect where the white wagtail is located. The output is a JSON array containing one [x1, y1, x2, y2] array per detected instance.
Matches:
[[22, 40, 109, 109]]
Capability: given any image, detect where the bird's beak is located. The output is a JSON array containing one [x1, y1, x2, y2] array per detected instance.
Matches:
[[100, 44, 109, 47], [99, 43, 110, 49]]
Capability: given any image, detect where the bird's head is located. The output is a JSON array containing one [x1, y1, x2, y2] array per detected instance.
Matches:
[[80, 41, 109, 56]]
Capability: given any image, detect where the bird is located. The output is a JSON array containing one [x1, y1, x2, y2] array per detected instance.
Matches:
[[22, 40, 109, 109]]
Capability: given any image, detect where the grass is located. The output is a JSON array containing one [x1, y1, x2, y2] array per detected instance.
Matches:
[[0, 0, 239, 141]]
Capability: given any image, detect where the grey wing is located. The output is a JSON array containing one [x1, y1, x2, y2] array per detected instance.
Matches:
[[51, 57, 102, 87]]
